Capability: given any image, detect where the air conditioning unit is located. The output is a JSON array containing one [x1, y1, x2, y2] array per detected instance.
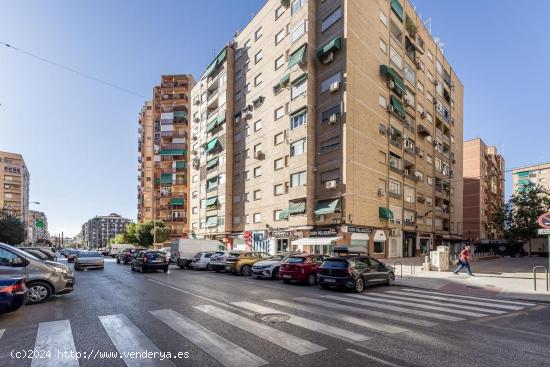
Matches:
[[403, 133, 409, 140], [387, 80, 395, 89], [254, 151, 263, 159], [329, 114, 337, 124], [415, 147, 421, 154], [386, 105, 394, 113], [420, 111, 427, 119], [403, 169, 410, 176], [403, 98, 410, 107], [235, 116, 241, 124], [415, 59, 423, 70], [390, 229, 399, 236], [321, 52, 334, 64], [377, 188, 385, 196], [434, 80, 439, 86], [192, 136, 197, 141], [379, 124, 387, 135], [194, 99, 200, 105], [192, 150, 198, 156], [329, 81, 340, 93], [244, 112, 253, 120], [194, 117, 200, 123], [325, 180, 337, 189]]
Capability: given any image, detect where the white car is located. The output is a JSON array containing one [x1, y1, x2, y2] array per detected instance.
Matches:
[[251, 253, 290, 279], [190, 251, 224, 270]]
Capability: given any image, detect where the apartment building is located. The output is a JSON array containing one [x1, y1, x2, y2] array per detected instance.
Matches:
[[463, 139, 505, 241], [0, 151, 30, 236], [137, 75, 196, 241], [189, 0, 464, 258], [512, 162, 550, 195], [28, 210, 49, 244], [80, 213, 131, 248]]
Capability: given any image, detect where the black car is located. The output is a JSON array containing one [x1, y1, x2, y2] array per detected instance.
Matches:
[[131, 251, 168, 273], [0, 277, 27, 314], [317, 255, 395, 293], [117, 249, 144, 264]]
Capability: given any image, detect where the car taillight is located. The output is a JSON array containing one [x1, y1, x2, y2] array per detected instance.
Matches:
[[348, 267, 354, 275], [1, 282, 24, 293]]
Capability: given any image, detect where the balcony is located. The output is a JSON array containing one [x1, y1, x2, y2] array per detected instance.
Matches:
[[389, 164, 403, 175], [403, 219, 415, 227]]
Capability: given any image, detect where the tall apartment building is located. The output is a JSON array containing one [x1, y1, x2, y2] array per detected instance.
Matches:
[[0, 151, 30, 240], [512, 162, 550, 195], [80, 213, 131, 248], [189, 0, 464, 258], [137, 75, 195, 241], [463, 139, 505, 242], [28, 210, 49, 244]]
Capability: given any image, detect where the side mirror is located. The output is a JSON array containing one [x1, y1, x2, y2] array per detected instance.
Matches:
[[11, 257, 25, 267]]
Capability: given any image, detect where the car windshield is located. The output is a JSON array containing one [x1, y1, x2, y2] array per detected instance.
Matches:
[[146, 252, 165, 260], [286, 257, 306, 264], [270, 254, 286, 261], [28, 250, 47, 259], [79, 252, 101, 257], [228, 252, 242, 257], [321, 259, 349, 269], [9, 245, 41, 261]]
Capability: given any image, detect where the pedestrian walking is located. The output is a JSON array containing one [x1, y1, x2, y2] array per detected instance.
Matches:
[[454, 245, 474, 276]]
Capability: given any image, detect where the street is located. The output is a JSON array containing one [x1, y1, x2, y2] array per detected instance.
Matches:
[[1, 258, 549, 367]]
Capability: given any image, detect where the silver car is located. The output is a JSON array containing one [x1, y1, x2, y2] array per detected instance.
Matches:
[[0, 242, 75, 304], [74, 251, 104, 271]]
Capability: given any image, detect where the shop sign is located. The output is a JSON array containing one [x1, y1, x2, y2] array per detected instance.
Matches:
[[310, 227, 338, 237], [341, 225, 372, 234], [271, 230, 293, 238]]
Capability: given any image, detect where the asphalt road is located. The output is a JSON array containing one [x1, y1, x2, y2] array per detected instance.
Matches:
[[1, 257, 549, 367]]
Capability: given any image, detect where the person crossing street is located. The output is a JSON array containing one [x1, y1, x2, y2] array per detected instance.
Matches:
[[454, 245, 475, 276]]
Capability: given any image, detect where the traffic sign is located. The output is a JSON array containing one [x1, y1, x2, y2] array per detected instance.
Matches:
[[538, 212, 550, 229], [538, 228, 550, 235]]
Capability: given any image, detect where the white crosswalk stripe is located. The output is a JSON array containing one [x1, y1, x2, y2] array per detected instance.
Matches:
[[291, 297, 438, 327], [266, 299, 409, 334], [99, 314, 175, 367], [31, 320, 78, 367], [396, 289, 532, 309], [232, 301, 370, 343], [151, 309, 268, 367], [369, 293, 507, 314], [320, 294, 465, 321], [195, 304, 326, 355]]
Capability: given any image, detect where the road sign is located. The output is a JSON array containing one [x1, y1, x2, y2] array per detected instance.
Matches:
[[538, 229, 550, 235], [35, 220, 44, 228], [537, 212, 550, 229]]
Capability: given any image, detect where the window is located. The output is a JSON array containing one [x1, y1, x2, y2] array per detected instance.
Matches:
[[274, 184, 284, 196], [233, 195, 241, 203], [321, 103, 343, 124], [245, 214, 250, 224], [415, 170, 424, 181], [254, 166, 262, 177], [274, 132, 284, 145], [254, 143, 262, 154], [404, 185, 415, 203], [275, 5, 285, 19], [244, 171, 250, 180], [274, 210, 283, 221], [253, 190, 262, 200], [320, 136, 340, 153], [320, 71, 342, 93], [192, 175, 197, 183], [244, 83, 251, 94], [390, 46, 402, 71], [427, 176, 433, 185], [192, 207, 198, 214], [379, 95, 387, 108], [417, 81, 424, 93], [389, 179, 401, 195], [374, 242, 385, 254], [244, 61, 250, 72], [320, 168, 340, 183], [290, 138, 306, 156], [244, 192, 250, 202], [291, 0, 306, 15], [253, 213, 261, 223], [275, 29, 285, 45], [244, 149, 250, 159], [379, 11, 388, 26], [379, 38, 387, 54], [321, 6, 342, 32], [255, 27, 262, 41], [427, 50, 433, 61], [233, 216, 241, 225], [275, 55, 285, 70], [275, 106, 285, 120], [436, 60, 443, 76], [274, 158, 284, 170], [389, 152, 401, 169], [254, 73, 262, 86], [0, 248, 18, 266], [254, 120, 262, 132], [290, 171, 307, 187], [291, 20, 307, 42], [426, 197, 433, 206], [291, 75, 307, 99], [291, 109, 307, 129], [255, 50, 263, 64], [403, 64, 416, 84]]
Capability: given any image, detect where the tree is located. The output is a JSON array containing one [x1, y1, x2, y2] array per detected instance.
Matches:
[[136, 220, 171, 248], [122, 222, 139, 245], [110, 233, 126, 245], [503, 185, 550, 254], [0, 209, 25, 244]]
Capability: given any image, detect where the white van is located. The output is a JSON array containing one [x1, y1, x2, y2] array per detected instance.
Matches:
[[109, 244, 135, 257], [171, 239, 226, 268]]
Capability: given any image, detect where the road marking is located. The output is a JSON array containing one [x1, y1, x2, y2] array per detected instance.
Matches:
[[320, 295, 465, 322], [0, 329, 4, 340], [347, 348, 405, 367], [399, 289, 535, 306], [195, 304, 325, 355], [98, 314, 175, 367], [345, 294, 488, 317], [151, 309, 267, 367], [31, 320, 78, 367], [292, 297, 438, 327], [232, 301, 370, 342], [371, 293, 507, 314], [266, 299, 408, 334], [391, 290, 526, 310]]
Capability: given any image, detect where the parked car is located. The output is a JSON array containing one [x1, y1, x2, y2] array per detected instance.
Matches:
[[21, 247, 57, 262], [279, 254, 324, 285], [317, 255, 395, 293], [61, 248, 74, 257], [207, 251, 238, 272], [0, 242, 75, 304], [21, 249, 49, 261], [131, 250, 168, 273], [252, 253, 294, 279], [0, 277, 27, 314], [67, 250, 80, 263], [109, 243, 135, 257], [171, 239, 226, 268], [225, 251, 271, 276], [117, 248, 144, 264], [99, 249, 110, 256], [159, 247, 172, 264], [191, 251, 224, 270], [74, 251, 104, 271]]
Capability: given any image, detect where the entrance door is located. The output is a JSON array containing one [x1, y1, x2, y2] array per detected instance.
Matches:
[[390, 238, 399, 258], [402, 236, 416, 257], [276, 239, 289, 252]]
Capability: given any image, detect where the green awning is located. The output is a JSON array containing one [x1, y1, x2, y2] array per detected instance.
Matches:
[[314, 199, 340, 215], [173, 111, 187, 119], [278, 209, 289, 220], [390, 95, 405, 117], [217, 48, 227, 64], [206, 157, 219, 169], [205, 216, 218, 228], [379, 65, 406, 95], [160, 174, 172, 184], [175, 161, 185, 169], [289, 201, 306, 214], [207, 176, 219, 189], [170, 198, 184, 206], [205, 197, 219, 208], [518, 179, 531, 186], [160, 149, 186, 156], [516, 171, 530, 178], [204, 138, 219, 153], [280, 73, 290, 85], [204, 61, 217, 78], [316, 36, 342, 60], [291, 74, 308, 85], [288, 45, 307, 68], [205, 48, 227, 78], [391, 0, 404, 21], [205, 117, 219, 133], [379, 207, 394, 220]]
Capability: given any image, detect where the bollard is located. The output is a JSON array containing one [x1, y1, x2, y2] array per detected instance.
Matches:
[[392, 262, 403, 278], [533, 266, 549, 292]]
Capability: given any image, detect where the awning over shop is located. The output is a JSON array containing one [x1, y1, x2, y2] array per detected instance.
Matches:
[[351, 233, 370, 241], [373, 230, 387, 242], [379, 207, 394, 220], [316, 36, 342, 60], [314, 198, 340, 215], [288, 44, 307, 68], [206, 157, 219, 169], [288, 200, 306, 214], [291, 237, 342, 247]]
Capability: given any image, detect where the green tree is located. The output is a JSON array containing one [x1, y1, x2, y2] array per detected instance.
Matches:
[[136, 220, 171, 248], [0, 209, 25, 244], [110, 233, 126, 245], [122, 222, 140, 245]]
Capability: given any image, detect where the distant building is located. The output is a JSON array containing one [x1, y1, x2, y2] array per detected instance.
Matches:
[[28, 210, 49, 244], [512, 162, 550, 195], [463, 139, 505, 241], [0, 150, 30, 242], [80, 213, 132, 248]]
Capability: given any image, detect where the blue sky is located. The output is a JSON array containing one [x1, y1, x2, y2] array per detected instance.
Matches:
[[1, 1, 548, 236]]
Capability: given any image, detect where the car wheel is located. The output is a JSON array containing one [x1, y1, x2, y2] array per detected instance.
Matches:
[[320, 284, 331, 290], [386, 272, 395, 286], [283, 279, 291, 284], [138, 266, 143, 273], [354, 277, 365, 293], [307, 273, 317, 286], [271, 267, 279, 280], [214, 268, 221, 273], [163, 267, 168, 273], [240, 265, 252, 276], [116, 258, 120, 264], [100, 267, 104, 270], [131, 264, 135, 272], [75, 266, 81, 271], [26, 281, 52, 304]]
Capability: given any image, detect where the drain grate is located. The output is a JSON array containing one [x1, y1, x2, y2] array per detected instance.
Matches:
[[256, 313, 290, 323]]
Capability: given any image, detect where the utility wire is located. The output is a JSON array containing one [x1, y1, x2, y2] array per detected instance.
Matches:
[[0, 41, 147, 99]]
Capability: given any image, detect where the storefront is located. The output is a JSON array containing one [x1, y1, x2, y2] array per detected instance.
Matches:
[[372, 229, 388, 259], [418, 233, 433, 256], [402, 231, 417, 257], [291, 227, 340, 255], [269, 230, 294, 254]]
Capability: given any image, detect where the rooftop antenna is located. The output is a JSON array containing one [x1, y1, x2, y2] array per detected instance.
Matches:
[[423, 17, 432, 34]]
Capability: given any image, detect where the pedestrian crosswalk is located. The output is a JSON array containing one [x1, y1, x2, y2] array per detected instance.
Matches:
[[0, 289, 538, 366]]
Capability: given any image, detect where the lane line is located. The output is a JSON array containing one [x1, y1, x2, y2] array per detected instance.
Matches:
[[347, 348, 405, 367], [98, 314, 175, 367], [232, 301, 370, 343], [266, 299, 409, 334], [388, 290, 527, 310], [195, 304, 326, 355], [319, 295, 465, 322], [151, 309, 267, 367], [399, 289, 536, 306], [31, 320, 78, 367], [291, 297, 438, 327], [370, 293, 507, 314]]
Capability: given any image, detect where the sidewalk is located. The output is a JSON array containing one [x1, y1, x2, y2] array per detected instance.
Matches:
[[385, 257, 550, 303]]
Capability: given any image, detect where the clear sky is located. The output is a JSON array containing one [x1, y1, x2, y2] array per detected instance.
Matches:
[[1, 1, 549, 236]]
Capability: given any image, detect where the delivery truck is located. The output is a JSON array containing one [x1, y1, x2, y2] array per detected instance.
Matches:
[[171, 239, 226, 268]]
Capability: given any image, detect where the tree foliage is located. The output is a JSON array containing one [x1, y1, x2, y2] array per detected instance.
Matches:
[[503, 185, 550, 242], [116, 220, 171, 248], [0, 209, 25, 244]]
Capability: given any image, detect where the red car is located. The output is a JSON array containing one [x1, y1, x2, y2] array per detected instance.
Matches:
[[279, 254, 324, 285]]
